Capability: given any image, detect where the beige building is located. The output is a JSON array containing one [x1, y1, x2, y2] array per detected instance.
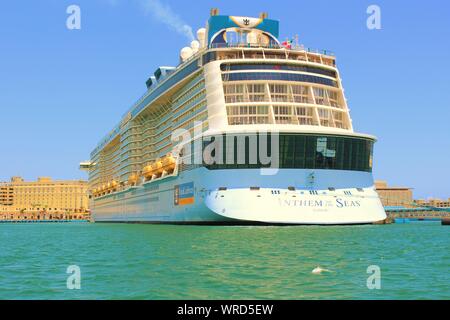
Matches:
[[0, 176, 89, 221], [375, 180, 414, 207], [414, 198, 450, 208]]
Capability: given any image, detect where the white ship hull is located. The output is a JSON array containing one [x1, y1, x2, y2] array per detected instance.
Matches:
[[91, 168, 386, 225]]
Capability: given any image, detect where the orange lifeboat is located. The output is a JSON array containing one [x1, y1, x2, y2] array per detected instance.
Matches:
[[162, 155, 176, 174], [142, 164, 154, 179], [153, 160, 163, 176], [128, 173, 139, 185], [111, 180, 118, 191]]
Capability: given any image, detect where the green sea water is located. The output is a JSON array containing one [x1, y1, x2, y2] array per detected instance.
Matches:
[[0, 222, 449, 300]]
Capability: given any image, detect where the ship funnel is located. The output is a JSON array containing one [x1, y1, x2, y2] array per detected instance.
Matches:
[[180, 46, 193, 62], [210, 8, 219, 16], [197, 28, 206, 48]]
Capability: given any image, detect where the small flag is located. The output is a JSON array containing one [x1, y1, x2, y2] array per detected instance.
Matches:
[[282, 39, 294, 49]]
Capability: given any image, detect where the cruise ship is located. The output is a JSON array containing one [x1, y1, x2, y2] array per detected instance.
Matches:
[[83, 10, 386, 224]]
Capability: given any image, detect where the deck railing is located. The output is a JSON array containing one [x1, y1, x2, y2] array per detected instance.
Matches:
[[209, 43, 335, 56]]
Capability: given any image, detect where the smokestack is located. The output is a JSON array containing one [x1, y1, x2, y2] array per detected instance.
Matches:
[[210, 8, 219, 16]]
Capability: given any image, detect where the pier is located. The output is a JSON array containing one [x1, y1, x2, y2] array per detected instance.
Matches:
[[0, 219, 89, 224], [373, 192, 450, 224], [0, 211, 91, 223], [386, 207, 450, 219], [376, 206, 450, 224]]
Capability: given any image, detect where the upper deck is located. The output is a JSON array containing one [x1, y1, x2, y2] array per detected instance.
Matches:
[[91, 48, 339, 158], [91, 12, 345, 156]]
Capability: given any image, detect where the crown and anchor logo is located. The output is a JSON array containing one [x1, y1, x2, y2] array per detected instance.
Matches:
[[243, 18, 250, 26]]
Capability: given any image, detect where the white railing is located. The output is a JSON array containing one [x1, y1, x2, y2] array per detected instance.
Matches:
[[210, 43, 335, 56]]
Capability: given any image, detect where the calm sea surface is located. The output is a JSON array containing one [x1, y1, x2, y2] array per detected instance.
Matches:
[[0, 222, 448, 299]]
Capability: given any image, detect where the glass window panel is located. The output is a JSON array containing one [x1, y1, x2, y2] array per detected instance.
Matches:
[[222, 73, 338, 87], [220, 64, 337, 77], [199, 134, 373, 172]]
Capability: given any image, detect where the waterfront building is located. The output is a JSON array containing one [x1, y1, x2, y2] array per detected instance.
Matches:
[[0, 177, 89, 221], [375, 180, 414, 207], [414, 198, 450, 208]]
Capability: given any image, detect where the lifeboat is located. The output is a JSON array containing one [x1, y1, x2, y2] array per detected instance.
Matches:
[[142, 164, 154, 179], [153, 160, 163, 176], [140, 155, 177, 181], [128, 173, 139, 185], [161, 155, 176, 174]]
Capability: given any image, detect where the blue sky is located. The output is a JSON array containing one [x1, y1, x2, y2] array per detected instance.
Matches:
[[0, 0, 449, 199]]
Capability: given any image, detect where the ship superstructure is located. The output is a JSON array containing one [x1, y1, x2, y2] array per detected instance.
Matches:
[[85, 10, 386, 224]]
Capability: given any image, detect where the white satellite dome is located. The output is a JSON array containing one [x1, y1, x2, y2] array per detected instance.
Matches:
[[197, 28, 206, 47], [180, 46, 193, 61], [191, 40, 200, 53]]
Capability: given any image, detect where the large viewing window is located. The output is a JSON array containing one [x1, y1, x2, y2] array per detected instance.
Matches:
[[220, 63, 336, 78], [188, 133, 374, 172], [247, 84, 266, 102], [223, 83, 341, 108], [226, 105, 270, 125], [296, 107, 315, 125], [222, 72, 338, 87]]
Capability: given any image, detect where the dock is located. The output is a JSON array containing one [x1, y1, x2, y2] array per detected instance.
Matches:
[[0, 219, 89, 224], [374, 206, 450, 224]]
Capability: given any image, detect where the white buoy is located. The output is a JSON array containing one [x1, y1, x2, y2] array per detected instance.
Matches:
[[312, 266, 332, 274]]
